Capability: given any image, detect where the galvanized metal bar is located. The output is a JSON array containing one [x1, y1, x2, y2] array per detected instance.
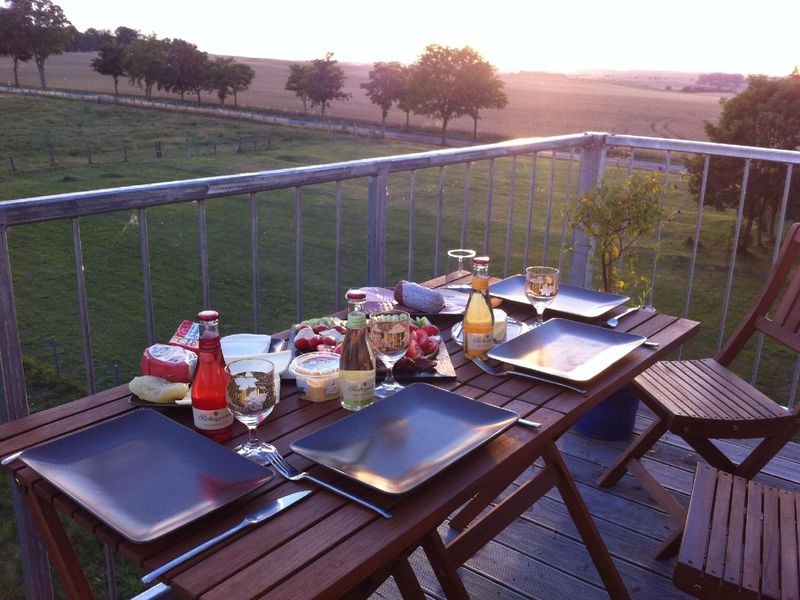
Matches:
[[558, 148, 576, 273], [676, 155, 710, 362], [0, 226, 29, 422], [104, 543, 118, 600], [334, 181, 343, 310], [368, 175, 379, 286], [434, 166, 445, 277], [542, 150, 556, 265], [628, 148, 635, 177], [249, 192, 260, 332], [376, 167, 389, 287], [197, 200, 210, 309], [791, 359, 800, 411], [483, 158, 495, 256], [644, 150, 671, 309], [10, 479, 54, 600], [407, 171, 416, 281], [138, 208, 155, 346], [295, 187, 303, 322], [72, 218, 95, 394], [460, 162, 471, 249], [503, 156, 518, 278], [523, 152, 538, 269], [717, 159, 751, 352], [751, 163, 793, 388], [569, 135, 606, 287]]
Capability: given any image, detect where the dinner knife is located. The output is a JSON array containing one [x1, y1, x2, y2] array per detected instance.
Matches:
[[141, 490, 310, 584]]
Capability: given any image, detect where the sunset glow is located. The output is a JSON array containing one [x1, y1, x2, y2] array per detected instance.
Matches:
[[55, 0, 798, 76]]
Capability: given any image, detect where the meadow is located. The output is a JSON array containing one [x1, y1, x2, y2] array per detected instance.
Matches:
[[0, 52, 726, 142]]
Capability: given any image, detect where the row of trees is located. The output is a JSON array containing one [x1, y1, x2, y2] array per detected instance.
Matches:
[[286, 44, 507, 143], [0, 0, 72, 89], [91, 29, 254, 105]]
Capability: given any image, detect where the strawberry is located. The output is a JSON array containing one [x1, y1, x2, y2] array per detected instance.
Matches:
[[423, 324, 440, 337], [421, 338, 438, 357], [414, 328, 429, 347]]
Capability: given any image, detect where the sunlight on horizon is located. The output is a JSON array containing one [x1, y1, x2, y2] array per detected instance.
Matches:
[[54, 0, 798, 76]]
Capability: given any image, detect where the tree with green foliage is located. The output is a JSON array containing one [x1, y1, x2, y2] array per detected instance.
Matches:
[[113, 26, 139, 46], [229, 61, 255, 107], [687, 70, 800, 250], [457, 47, 507, 140], [11, 0, 73, 89], [409, 44, 467, 144], [395, 65, 416, 130], [0, 4, 32, 86], [361, 61, 405, 131], [206, 56, 239, 106], [307, 52, 349, 120], [285, 63, 313, 118], [65, 26, 109, 51], [124, 34, 166, 100], [160, 39, 207, 101], [90, 38, 126, 96]]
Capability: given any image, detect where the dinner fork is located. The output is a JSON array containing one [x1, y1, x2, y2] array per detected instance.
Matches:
[[471, 357, 586, 394], [266, 451, 393, 519]]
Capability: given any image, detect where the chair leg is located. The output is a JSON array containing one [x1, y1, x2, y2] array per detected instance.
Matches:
[[735, 425, 799, 479], [597, 418, 667, 488], [683, 437, 737, 473]]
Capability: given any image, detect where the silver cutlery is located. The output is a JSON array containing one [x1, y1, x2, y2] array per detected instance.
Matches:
[[141, 490, 310, 584], [517, 418, 542, 428], [606, 305, 641, 328], [266, 450, 393, 519], [471, 357, 586, 394]]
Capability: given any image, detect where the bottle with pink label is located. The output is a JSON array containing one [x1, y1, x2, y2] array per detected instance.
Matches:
[[191, 310, 234, 442]]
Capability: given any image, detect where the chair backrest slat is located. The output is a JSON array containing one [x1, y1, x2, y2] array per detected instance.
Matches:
[[717, 223, 800, 367]]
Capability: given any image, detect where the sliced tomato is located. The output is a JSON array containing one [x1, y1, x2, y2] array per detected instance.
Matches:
[[405, 339, 422, 359], [423, 324, 440, 337]]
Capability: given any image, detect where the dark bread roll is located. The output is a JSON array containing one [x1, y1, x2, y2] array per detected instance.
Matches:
[[393, 281, 445, 313]]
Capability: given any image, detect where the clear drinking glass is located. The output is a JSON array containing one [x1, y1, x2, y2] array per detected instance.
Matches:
[[445, 249, 476, 290], [525, 266, 560, 327], [225, 358, 279, 464], [368, 310, 412, 398]]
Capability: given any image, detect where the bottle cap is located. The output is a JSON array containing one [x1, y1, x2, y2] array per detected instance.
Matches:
[[346, 289, 366, 301], [197, 310, 219, 322], [474, 256, 490, 265]]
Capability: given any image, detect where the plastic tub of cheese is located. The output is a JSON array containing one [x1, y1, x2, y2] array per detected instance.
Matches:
[[289, 351, 340, 402]]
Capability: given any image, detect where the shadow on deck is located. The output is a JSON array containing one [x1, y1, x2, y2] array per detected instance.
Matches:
[[372, 404, 798, 599]]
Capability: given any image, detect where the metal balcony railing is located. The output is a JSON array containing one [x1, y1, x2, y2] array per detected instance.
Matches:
[[2, 131, 800, 598]]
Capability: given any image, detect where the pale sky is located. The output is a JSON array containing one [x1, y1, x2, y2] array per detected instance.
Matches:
[[54, 0, 798, 76]]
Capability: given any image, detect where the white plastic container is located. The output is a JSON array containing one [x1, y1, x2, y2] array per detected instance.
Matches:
[[289, 351, 340, 402]]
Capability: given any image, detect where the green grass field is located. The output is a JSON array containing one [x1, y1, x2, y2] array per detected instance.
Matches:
[[0, 90, 792, 597]]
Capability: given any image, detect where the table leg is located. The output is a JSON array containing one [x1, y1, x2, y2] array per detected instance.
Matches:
[[542, 442, 631, 600], [391, 556, 427, 600], [421, 530, 469, 600], [22, 484, 94, 599]]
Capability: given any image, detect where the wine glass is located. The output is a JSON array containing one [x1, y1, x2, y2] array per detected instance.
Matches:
[[525, 266, 560, 327], [225, 358, 279, 464], [368, 310, 412, 399]]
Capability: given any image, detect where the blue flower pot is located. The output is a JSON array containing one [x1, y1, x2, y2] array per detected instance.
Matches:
[[574, 386, 639, 441]]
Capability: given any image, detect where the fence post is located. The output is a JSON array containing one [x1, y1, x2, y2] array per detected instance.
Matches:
[[48, 144, 55, 166], [154, 141, 162, 159], [186, 137, 192, 158], [568, 134, 606, 287], [50, 337, 60, 377], [236, 136, 242, 154], [9, 156, 15, 171], [267, 133, 271, 150], [122, 144, 128, 163], [86, 144, 92, 165]]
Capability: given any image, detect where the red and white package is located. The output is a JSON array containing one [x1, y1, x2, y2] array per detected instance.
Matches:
[[140, 344, 197, 383], [169, 320, 200, 352]]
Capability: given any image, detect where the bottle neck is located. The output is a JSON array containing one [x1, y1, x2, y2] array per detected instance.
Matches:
[[198, 320, 221, 350], [472, 265, 489, 291], [346, 311, 367, 330]]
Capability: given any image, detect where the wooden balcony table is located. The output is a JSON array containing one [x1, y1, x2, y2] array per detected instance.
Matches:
[[0, 276, 699, 600]]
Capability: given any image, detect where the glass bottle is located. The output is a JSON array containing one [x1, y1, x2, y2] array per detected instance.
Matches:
[[339, 310, 376, 411], [191, 310, 234, 442], [463, 256, 495, 360], [346, 288, 367, 314]]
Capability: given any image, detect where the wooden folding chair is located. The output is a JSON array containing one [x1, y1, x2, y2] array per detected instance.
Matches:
[[598, 222, 800, 559], [674, 463, 799, 600]]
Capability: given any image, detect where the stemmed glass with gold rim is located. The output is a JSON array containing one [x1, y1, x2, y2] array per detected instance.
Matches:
[[525, 266, 560, 327], [368, 310, 412, 398]]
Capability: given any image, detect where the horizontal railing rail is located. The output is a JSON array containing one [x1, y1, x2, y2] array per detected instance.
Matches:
[[3, 130, 800, 599]]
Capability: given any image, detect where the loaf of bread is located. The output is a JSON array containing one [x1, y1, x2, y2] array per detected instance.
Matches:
[[393, 281, 445, 313], [129, 376, 189, 404]]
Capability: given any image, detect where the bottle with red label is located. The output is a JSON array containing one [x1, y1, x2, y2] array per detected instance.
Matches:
[[191, 310, 234, 442]]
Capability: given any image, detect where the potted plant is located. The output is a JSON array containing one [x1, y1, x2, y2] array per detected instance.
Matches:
[[568, 170, 666, 440]]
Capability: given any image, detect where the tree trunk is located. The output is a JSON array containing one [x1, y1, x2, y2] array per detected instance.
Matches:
[[381, 110, 387, 134], [35, 56, 47, 90], [12, 57, 19, 87], [405, 110, 410, 131], [113, 76, 119, 98], [233, 91, 238, 108], [197, 90, 201, 104], [302, 98, 307, 119], [472, 112, 479, 140], [440, 117, 448, 146]]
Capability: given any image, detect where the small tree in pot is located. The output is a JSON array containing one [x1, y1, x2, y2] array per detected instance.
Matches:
[[568, 170, 667, 440]]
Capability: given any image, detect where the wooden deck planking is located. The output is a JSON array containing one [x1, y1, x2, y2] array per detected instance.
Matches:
[[372, 404, 800, 599]]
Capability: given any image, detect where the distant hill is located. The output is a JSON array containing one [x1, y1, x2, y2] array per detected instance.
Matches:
[[0, 53, 726, 141]]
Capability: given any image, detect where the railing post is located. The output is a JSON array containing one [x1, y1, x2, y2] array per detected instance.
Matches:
[[367, 168, 388, 287], [568, 134, 606, 286], [1, 227, 55, 599]]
